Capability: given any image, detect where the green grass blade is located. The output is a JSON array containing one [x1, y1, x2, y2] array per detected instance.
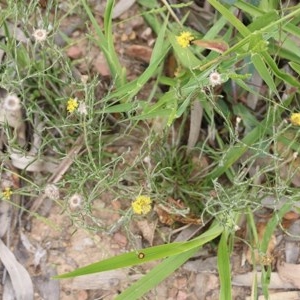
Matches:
[[218, 230, 232, 300], [260, 201, 293, 253], [116, 247, 199, 300], [262, 52, 300, 88], [251, 53, 277, 95], [208, 0, 251, 36], [289, 62, 300, 75], [54, 223, 223, 279], [99, 16, 170, 103], [81, 0, 125, 87]]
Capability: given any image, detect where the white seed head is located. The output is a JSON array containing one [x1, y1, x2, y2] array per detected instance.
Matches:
[[3, 94, 21, 111], [209, 71, 222, 87], [44, 184, 60, 200], [32, 29, 48, 42], [80, 75, 88, 84], [68, 193, 83, 210], [78, 102, 88, 115], [143, 156, 151, 164]]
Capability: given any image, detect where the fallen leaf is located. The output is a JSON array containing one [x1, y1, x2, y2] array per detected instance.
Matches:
[[192, 39, 229, 53], [246, 291, 300, 300], [232, 272, 295, 289], [112, 0, 136, 19], [0, 239, 34, 300], [125, 45, 152, 63], [136, 219, 157, 246]]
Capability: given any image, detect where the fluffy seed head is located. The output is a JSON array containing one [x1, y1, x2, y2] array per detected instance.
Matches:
[[32, 29, 47, 42], [68, 193, 83, 210], [44, 184, 60, 200], [209, 71, 222, 87], [3, 94, 21, 111]]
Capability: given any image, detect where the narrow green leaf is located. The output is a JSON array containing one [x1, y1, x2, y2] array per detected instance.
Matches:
[[289, 62, 300, 75], [260, 201, 292, 253], [208, 0, 251, 36], [251, 53, 277, 94], [101, 103, 136, 113], [218, 231, 232, 300], [262, 52, 300, 88], [99, 18, 170, 103], [81, 0, 125, 87], [206, 106, 277, 180], [116, 247, 199, 300], [54, 223, 223, 279]]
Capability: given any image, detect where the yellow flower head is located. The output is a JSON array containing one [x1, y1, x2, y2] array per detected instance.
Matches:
[[67, 98, 79, 113], [176, 31, 194, 48], [290, 113, 300, 126], [2, 187, 12, 200], [132, 195, 152, 215]]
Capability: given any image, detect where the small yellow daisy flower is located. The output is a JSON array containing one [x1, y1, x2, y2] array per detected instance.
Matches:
[[132, 195, 152, 215], [290, 113, 300, 126], [176, 31, 194, 48], [2, 187, 12, 200], [67, 98, 79, 113]]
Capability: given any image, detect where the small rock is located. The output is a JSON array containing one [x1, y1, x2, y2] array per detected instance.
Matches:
[[93, 53, 110, 76], [66, 45, 82, 59], [194, 273, 219, 299], [174, 276, 187, 289], [113, 232, 127, 247]]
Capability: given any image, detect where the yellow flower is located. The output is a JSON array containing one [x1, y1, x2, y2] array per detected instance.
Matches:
[[176, 31, 194, 48], [2, 187, 12, 200], [132, 195, 152, 215], [67, 98, 79, 113], [290, 113, 300, 126]]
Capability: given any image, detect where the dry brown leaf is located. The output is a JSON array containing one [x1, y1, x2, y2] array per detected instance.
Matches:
[[125, 45, 152, 63], [136, 219, 157, 246]]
